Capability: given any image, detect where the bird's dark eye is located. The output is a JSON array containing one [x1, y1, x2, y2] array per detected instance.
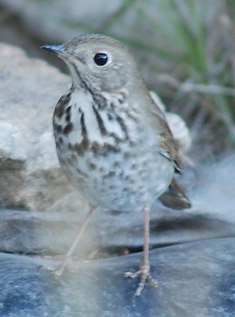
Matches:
[[94, 53, 108, 66]]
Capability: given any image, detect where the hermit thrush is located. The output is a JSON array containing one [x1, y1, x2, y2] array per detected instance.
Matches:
[[42, 34, 191, 296]]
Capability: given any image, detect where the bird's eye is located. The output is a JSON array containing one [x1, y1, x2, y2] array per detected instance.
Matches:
[[94, 53, 108, 66]]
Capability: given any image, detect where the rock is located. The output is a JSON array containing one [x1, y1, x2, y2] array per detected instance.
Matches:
[[1, 238, 235, 316], [189, 154, 235, 222], [0, 0, 122, 42], [0, 201, 235, 259], [0, 43, 73, 210]]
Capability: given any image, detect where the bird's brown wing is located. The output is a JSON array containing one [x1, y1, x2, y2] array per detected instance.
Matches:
[[148, 101, 182, 173], [147, 95, 190, 209], [159, 131, 182, 173], [146, 97, 182, 173]]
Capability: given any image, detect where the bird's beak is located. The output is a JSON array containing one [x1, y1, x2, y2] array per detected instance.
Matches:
[[41, 44, 69, 59]]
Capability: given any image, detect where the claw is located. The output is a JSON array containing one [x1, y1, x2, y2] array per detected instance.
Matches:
[[125, 262, 158, 296]]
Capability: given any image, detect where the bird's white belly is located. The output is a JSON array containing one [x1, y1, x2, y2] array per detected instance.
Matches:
[[57, 138, 174, 212]]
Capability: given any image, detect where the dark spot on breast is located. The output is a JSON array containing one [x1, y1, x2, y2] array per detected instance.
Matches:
[[59, 157, 65, 165], [63, 122, 73, 135], [80, 111, 87, 137], [123, 151, 132, 159], [129, 140, 135, 147], [65, 106, 71, 122], [91, 141, 99, 155], [103, 171, 115, 179], [119, 91, 127, 103], [81, 137, 89, 150], [89, 163, 96, 170], [116, 115, 128, 140], [113, 161, 120, 168], [107, 113, 113, 120], [71, 153, 77, 161], [101, 143, 119, 156], [67, 137, 90, 156], [92, 104, 107, 136], [66, 157, 74, 165], [58, 136, 63, 145], [72, 137, 90, 156], [131, 163, 137, 170], [54, 123, 62, 133], [54, 92, 71, 119], [66, 106, 71, 113], [76, 167, 88, 178]]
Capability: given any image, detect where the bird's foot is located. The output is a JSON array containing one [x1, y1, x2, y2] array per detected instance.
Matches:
[[124, 262, 158, 296]]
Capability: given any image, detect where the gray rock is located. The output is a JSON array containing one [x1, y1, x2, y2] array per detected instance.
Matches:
[[0, 0, 122, 42], [0, 204, 235, 260], [1, 238, 235, 316], [0, 43, 73, 210], [189, 154, 235, 221]]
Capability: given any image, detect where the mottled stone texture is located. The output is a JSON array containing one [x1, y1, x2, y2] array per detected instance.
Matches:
[[0, 43, 74, 210]]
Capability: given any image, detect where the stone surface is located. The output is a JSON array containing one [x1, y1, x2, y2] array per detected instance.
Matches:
[[0, 0, 122, 43], [188, 154, 235, 223], [0, 43, 74, 210], [1, 238, 235, 317], [0, 206, 235, 259]]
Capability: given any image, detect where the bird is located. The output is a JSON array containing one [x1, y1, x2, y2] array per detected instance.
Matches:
[[42, 33, 191, 296]]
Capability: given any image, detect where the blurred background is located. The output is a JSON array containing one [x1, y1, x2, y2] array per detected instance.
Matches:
[[0, 0, 235, 160]]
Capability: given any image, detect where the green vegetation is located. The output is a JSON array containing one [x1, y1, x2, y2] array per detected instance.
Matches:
[[58, 0, 235, 151]]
